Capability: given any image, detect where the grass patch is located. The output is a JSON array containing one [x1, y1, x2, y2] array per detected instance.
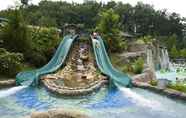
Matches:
[[167, 83, 186, 93], [149, 79, 158, 86]]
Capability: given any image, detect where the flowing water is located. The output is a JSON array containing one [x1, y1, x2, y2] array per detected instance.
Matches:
[[0, 86, 186, 118], [0, 86, 27, 98], [159, 48, 171, 70]]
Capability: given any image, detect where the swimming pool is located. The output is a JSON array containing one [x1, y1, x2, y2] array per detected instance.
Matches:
[[0, 86, 186, 118]]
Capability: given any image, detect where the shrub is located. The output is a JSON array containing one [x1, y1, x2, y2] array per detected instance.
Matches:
[[0, 48, 23, 77], [167, 83, 186, 93], [180, 49, 186, 58], [137, 35, 153, 44], [0, 10, 31, 53], [118, 39, 128, 51], [122, 65, 129, 73], [132, 57, 144, 74], [26, 52, 47, 67], [170, 45, 179, 59], [149, 79, 158, 86], [96, 9, 122, 52], [26, 26, 60, 67]]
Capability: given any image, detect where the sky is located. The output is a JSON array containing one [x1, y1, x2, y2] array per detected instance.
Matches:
[[0, 0, 186, 17]]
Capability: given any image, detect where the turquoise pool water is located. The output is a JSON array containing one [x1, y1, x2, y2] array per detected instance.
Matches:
[[156, 69, 186, 81], [0, 86, 186, 118]]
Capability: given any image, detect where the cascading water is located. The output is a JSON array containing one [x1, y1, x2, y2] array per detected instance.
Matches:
[[146, 48, 154, 69], [159, 48, 172, 71], [155, 47, 177, 81], [0, 86, 27, 98], [118, 86, 162, 109]]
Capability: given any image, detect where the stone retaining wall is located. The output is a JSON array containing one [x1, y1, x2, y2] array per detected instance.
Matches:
[[128, 43, 147, 52], [42, 79, 108, 96], [29, 108, 90, 118], [133, 81, 186, 101], [0, 79, 16, 88]]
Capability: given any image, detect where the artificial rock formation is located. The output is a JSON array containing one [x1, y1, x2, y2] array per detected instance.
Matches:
[[132, 67, 156, 83], [41, 40, 107, 95], [30, 108, 90, 118]]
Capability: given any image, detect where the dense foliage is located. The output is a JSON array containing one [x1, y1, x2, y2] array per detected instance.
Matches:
[[0, 10, 31, 54], [0, 9, 60, 76], [111, 55, 144, 75], [27, 26, 60, 67], [96, 9, 122, 52], [132, 57, 144, 74], [1, 0, 185, 49], [0, 0, 186, 77], [167, 83, 186, 93], [0, 48, 23, 77]]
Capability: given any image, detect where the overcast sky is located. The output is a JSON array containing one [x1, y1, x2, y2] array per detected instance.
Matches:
[[0, 0, 186, 17]]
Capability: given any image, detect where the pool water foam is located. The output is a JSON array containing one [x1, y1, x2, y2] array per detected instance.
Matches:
[[0, 86, 27, 98]]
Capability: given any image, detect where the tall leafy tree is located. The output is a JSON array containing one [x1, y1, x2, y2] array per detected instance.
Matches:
[[21, 0, 29, 6], [96, 9, 121, 52], [0, 10, 31, 54]]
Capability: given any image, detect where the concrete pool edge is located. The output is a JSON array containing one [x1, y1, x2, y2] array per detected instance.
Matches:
[[0, 79, 16, 88], [26, 108, 90, 118], [133, 81, 186, 101], [132, 67, 186, 101], [42, 77, 109, 96]]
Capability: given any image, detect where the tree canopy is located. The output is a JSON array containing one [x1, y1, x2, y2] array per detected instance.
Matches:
[[0, 0, 185, 49]]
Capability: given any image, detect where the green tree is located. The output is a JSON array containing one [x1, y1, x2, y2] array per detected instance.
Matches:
[[166, 34, 177, 51], [96, 9, 122, 52], [132, 57, 144, 74], [21, 0, 29, 6], [0, 10, 31, 54], [180, 49, 186, 58], [170, 45, 179, 59], [138, 35, 153, 44], [0, 48, 23, 77]]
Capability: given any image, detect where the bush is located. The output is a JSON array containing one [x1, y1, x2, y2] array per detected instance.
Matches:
[[132, 57, 144, 74], [137, 35, 153, 44], [29, 26, 60, 54], [0, 10, 31, 53], [167, 83, 186, 93], [122, 65, 129, 73], [26, 26, 60, 67], [26, 52, 47, 67], [180, 49, 186, 58], [0, 48, 23, 77], [149, 79, 158, 86], [118, 39, 128, 51], [170, 45, 179, 59], [96, 9, 122, 52]]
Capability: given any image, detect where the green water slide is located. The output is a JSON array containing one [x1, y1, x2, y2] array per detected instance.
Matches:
[[91, 36, 131, 87], [16, 35, 78, 86]]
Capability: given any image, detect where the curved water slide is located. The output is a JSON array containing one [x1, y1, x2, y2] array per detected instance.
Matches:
[[91, 36, 132, 87], [16, 35, 78, 86]]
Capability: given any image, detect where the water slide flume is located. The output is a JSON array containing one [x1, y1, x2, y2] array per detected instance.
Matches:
[[91, 35, 132, 87], [16, 35, 78, 86]]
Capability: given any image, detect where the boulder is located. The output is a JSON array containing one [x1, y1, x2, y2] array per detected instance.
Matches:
[[0, 79, 16, 88], [30, 108, 90, 118], [31, 111, 49, 118], [133, 68, 156, 83]]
